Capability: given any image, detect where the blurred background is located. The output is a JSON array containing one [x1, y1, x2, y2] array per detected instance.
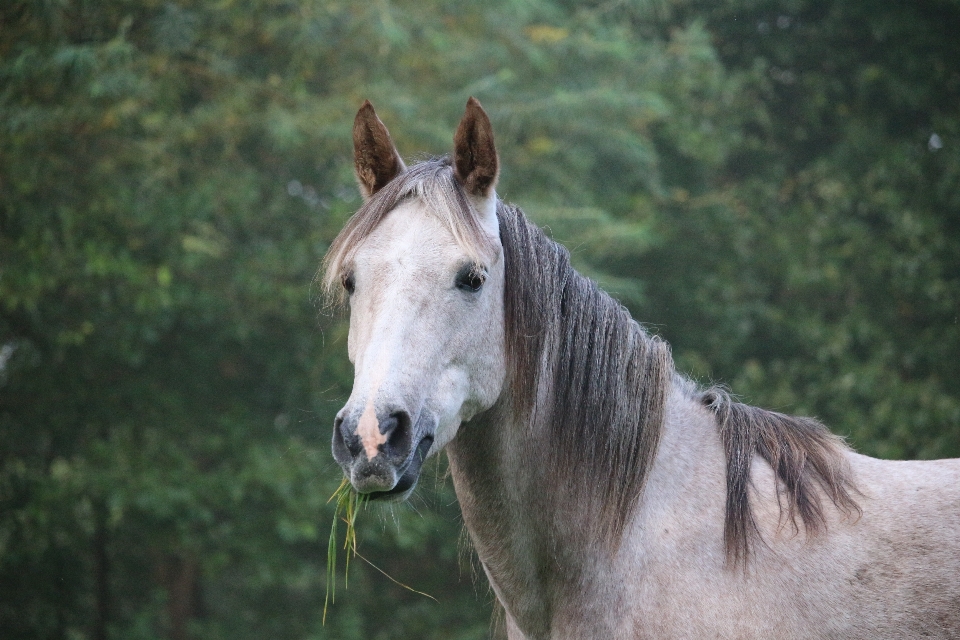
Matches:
[[1, 0, 958, 638]]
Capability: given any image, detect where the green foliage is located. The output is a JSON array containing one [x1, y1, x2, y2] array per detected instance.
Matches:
[[1, 0, 957, 638], [628, 0, 960, 459]]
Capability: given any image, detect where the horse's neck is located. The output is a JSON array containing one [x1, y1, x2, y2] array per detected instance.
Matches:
[[447, 415, 581, 638], [446, 405, 568, 637], [446, 384, 728, 637]]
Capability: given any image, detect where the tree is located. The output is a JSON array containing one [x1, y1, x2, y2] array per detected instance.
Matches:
[[627, 0, 960, 459]]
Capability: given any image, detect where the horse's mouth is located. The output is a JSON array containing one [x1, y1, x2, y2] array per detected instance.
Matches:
[[362, 434, 433, 501]]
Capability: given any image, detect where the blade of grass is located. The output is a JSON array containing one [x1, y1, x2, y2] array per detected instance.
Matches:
[[354, 550, 439, 603], [322, 477, 436, 625], [323, 504, 339, 624]]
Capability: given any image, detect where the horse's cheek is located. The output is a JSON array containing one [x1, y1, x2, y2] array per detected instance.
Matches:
[[428, 368, 471, 447]]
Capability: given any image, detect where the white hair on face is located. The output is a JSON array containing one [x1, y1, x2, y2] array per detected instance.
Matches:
[[320, 158, 497, 304]]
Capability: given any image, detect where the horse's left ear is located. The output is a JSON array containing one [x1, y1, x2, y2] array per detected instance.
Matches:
[[453, 97, 499, 198]]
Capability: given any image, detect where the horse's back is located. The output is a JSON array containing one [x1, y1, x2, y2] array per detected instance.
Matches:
[[836, 453, 960, 637], [616, 438, 960, 639]]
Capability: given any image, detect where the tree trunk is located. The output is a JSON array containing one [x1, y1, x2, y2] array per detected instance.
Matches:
[[156, 555, 200, 640], [92, 502, 110, 640]]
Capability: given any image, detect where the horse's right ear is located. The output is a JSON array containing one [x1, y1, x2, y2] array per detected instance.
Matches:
[[353, 101, 405, 200]]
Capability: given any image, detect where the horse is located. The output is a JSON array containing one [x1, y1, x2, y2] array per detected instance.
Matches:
[[322, 98, 960, 639]]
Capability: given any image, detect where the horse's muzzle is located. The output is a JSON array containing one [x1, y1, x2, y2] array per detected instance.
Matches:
[[331, 406, 433, 497]]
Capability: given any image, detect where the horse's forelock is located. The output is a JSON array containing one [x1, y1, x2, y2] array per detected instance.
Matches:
[[319, 158, 498, 305]]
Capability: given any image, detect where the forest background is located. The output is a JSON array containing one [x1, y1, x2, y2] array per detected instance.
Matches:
[[2, 0, 958, 638]]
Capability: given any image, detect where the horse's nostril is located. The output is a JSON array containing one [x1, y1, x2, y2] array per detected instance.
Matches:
[[334, 415, 363, 458], [383, 410, 412, 460]]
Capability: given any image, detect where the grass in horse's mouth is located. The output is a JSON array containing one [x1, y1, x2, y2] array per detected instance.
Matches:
[[323, 476, 439, 625], [324, 477, 366, 625]]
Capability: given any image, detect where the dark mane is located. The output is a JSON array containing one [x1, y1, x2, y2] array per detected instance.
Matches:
[[496, 203, 673, 545], [496, 202, 859, 560], [700, 387, 860, 565]]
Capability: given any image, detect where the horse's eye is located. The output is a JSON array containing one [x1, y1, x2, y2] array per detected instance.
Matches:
[[455, 265, 486, 293], [341, 273, 356, 295]]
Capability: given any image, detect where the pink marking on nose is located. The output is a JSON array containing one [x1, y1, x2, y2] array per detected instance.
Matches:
[[356, 402, 387, 460]]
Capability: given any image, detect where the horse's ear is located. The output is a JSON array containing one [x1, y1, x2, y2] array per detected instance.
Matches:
[[353, 100, 405, 200], [453, 97, 499, 197]]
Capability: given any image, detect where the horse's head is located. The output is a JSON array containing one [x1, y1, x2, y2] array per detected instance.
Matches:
[[323, 99, 506, 498]]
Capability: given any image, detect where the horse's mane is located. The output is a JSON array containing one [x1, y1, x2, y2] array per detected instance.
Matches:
[[699, 386, 860, 565], [323, 156, 860, 564], [497, 203, 860, 562], [496, 202, 673, 545]]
